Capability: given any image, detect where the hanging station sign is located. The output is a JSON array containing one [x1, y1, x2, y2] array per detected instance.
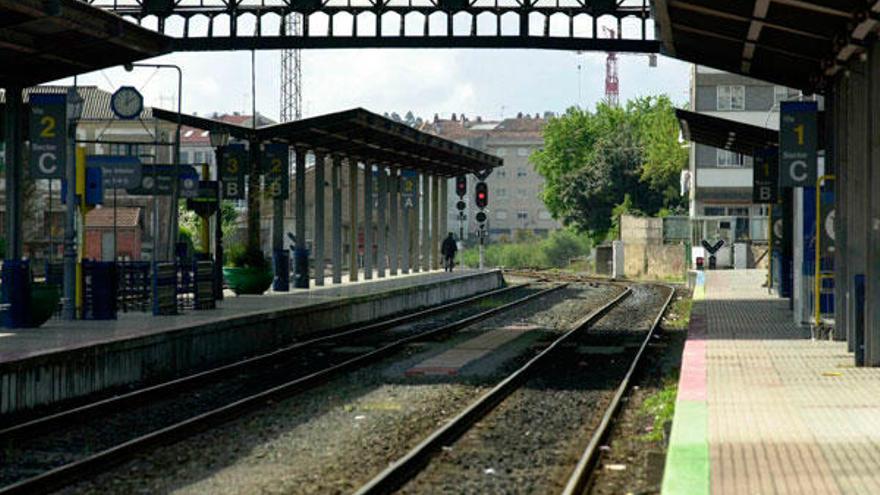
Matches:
[[262, 143, 289, 200], [86, 155, 142, 189], [29, 93, 67, 179], [779, 101, 818, 188], [752, 147, 779, 204], [220, 143, 247, 200], [400, 170, 418, 209]]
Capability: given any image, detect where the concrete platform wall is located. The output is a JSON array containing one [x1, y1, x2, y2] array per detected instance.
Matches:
[[0, 270, 503, 416]]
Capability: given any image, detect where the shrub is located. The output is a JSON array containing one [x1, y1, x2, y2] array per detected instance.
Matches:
[[225, 244, 269, 269]]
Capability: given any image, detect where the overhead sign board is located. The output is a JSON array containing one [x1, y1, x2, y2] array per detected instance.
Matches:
[[779, 101, 817, 188], [752, 148, 779, 204], [127, 164, 197, 196], [220, 143, 247, 179], [29, 93, 67, 179], [400, 170, 418, 209], [179, 166, 199, 198], [86, 155, 142, 189], [262, 143, 289, 200], [187, 180, 220, 217]]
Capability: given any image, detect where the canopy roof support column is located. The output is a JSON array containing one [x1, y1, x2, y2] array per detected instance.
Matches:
[[412, 175, 420, 273], [401, 173, 411, 275], [377, 165, 387, 278], [421, 173, 430, 272], [389, 169, 399, 276], [294, 147, 308, 288], [331, 156, 343, 284], [349, 159, 359, 282], [4, 86, 22, 259], [364, 163, 374, 280], [431, 175, 440, 271], [440, 178, 448, 250], [314, 151, 326, 286]]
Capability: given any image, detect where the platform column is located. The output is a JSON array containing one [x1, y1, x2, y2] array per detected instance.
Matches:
[[294, 147, 308, 288], [389, 169, 399, 276], [4, 86, 22, 259], [314, 151, 326, 286], [364, 163, 374, 280], [440, 178, 448, 248], [412, 174, 420, 273], [349, 159, 359, 282], [865, 45, 880, 365], [401, 171, 411, 275], [431, 175, 440, 270], [377, 165, 388, 278], [331, 156, 343, 284], [421, 173, 430, 272]]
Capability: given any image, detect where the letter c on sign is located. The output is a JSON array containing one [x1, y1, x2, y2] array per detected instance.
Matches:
[[38, 152, 57, 175], [790, 160, 808, 182]]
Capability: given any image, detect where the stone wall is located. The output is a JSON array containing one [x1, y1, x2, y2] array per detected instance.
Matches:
[[624, 243, 687, 280]]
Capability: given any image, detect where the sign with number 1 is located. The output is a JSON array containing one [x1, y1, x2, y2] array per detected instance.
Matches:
[[779, 101, 817, 188]]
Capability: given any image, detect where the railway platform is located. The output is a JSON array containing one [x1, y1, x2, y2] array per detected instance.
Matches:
[[0, 269, 503, 417], [662, 270, 880, 495]]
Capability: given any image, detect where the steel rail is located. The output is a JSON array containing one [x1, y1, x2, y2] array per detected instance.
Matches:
[[0, 284, 565, 495], [353, 286, 633, 495], [561, 284, 676, 495], [0, 283, 525, 442]]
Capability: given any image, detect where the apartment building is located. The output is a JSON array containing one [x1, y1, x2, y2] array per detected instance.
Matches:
[[428, 112, 561, 242], [688, 66, 798, 224]]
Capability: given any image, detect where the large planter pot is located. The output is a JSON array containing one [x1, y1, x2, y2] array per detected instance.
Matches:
[[29, 283, 60, 327], [223, 266, 273, 295]]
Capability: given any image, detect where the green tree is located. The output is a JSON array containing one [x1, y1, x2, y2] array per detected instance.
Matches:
[[532, 96, 686, 241]]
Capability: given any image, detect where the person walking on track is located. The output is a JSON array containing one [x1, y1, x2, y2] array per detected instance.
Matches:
[[441, 232, 458, 272]]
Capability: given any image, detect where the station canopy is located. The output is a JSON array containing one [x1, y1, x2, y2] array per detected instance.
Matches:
[[154, 108, 503, 177], [675, 109, 779, 156], [653, 1, 879, 92], [0, 0, 171, 88]]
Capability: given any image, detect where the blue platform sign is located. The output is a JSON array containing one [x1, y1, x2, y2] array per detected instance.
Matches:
[[779, 101, 817, 187], [86, 155, 142, 189], [29, 93, 67, 179], [400, 170, 418, 208], [752, 147, 778, 204], [262, 143, 289, 200]]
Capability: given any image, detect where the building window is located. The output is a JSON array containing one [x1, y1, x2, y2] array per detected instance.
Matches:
[[517, 210, 528, 220], [704, 207, 725, 216], [194, 151, 205, 163], [517, 147, 529, 157], [495, 148, 507, 157], [517, 188, 527, 198], [496, 169, 506, 178], [716, 85, 745, 111], [773, 86, 791, 107], [496, 210, 508, 220], [717, 149, 744, 168], [728, 207, 749, 217], [497, 188, 507, 198], [516, 167, 527, 177], [538, 211, 552, 220]]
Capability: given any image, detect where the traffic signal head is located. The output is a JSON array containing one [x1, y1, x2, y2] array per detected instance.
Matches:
[[456, 200, 466, 211], [455, 175, 467, 197], [475, 211, 487, 223], [475, 181, 488, 209]]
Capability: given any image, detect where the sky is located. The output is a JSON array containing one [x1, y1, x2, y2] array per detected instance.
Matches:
[[56, 49, 691, 123]]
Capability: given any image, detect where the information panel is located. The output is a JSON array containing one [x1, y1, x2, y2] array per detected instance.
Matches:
[[219, 143, 247, 179], [262, 143, 289, 200], [400, 170, 418, 209], [779, 101, 818, 188], [752, 147, 779, 204], [29, 94, 67, 179]]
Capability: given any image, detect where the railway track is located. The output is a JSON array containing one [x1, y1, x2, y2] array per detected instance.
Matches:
[[354, 284, 674, 495], [0, 283, 565, 495]]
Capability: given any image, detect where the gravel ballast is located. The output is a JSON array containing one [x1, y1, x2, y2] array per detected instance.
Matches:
[[56, 283, 621, 495]]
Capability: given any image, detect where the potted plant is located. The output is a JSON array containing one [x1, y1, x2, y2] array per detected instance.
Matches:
[[29, 282, 60, 327], [222, 244, 273, 295]]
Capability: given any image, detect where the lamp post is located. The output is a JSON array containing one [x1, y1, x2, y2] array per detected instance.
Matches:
[[62, 86, 84, 320], [124, 63, 182, 260], [210, 128, 230, 300]]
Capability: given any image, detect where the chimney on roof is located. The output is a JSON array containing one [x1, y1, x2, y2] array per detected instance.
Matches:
[[461, 114, 467, 122], [535, 113, 540, 119], [516, 112, 523, 118], [434, 113, 439, 122], [451, 113, 457, 121], [233, 111, 240, 116], [544, 111, 554, 120], [476, 116, 482, 122]]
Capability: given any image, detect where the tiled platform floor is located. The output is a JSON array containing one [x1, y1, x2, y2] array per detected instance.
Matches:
[[0, 269, 478, 364], [663, 270, 880, 495]]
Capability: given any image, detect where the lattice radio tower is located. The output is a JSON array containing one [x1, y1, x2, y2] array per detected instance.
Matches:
[[280, 13, 303, 122], [603, 27, 619, 107]]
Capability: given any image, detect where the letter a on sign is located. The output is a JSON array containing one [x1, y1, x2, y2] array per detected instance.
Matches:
[[779, 101, 817, 188]]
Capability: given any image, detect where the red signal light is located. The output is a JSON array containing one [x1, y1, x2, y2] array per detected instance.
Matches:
[[475, 182, 488, 208]]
